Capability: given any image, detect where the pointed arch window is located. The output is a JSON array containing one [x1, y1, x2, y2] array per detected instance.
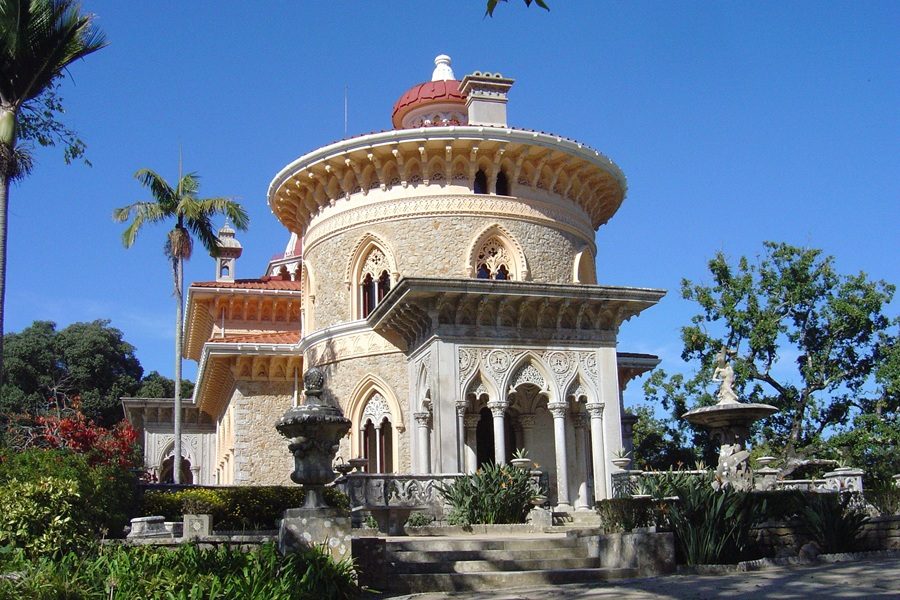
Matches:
[[359, 247, 391, 318], [361, 392, 394, 473], [475, 236, 515, 281]]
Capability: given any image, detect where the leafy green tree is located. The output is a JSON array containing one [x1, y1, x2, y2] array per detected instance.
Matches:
[[0, 0, 107, 379], [645, 242, 897, 463], [630, 404, 701, 470], [114, 168, 248, 482], [136, 370, 194, 400], [1, 319, 142, 425]]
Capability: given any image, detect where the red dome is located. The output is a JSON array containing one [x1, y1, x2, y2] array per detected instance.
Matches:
[[391, 79, 465, 129]]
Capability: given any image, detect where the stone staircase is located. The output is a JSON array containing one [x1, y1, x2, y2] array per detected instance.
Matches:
[[382, 532, 638, 595]]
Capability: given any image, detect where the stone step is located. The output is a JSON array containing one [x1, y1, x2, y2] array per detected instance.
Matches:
[[386, 536, 580, 553], [389, 546, 592, 564], [387, 567, 640, 594], [392, 556, 604, 574]]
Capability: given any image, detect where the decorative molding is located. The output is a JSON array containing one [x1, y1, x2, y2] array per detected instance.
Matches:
[[305, 193, 594, 256]]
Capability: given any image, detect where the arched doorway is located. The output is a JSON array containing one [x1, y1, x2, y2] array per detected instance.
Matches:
[[159, 455, 192, 484]]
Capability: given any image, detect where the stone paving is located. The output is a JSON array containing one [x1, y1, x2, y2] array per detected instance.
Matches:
[[388, 556, 900, 599]]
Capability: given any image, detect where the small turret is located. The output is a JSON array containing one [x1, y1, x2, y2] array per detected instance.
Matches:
[[214, 222, 242, 282]]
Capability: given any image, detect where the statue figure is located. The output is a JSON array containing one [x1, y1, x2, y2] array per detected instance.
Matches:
[[712, 347, 739, 404]]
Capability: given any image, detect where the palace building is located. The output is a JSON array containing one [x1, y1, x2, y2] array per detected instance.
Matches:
[[124, 55, 664, 511]]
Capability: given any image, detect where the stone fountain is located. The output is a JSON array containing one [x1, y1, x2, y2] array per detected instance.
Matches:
[[682, 348, 778, 491], [276, 366, 352, 558]]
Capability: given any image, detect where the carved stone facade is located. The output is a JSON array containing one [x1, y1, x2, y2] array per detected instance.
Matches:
[[129, 56, 664, 508]]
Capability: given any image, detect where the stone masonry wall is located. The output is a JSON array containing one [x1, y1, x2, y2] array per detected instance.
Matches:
[[317, 351, 411, 473], [304, 212, 588, 331], [232, 381, 294, 485]]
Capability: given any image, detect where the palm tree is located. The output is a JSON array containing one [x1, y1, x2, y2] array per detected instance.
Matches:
[[114, 168, 248, 483], [0, 0, 107, 380]]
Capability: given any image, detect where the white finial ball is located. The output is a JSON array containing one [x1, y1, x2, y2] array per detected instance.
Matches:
[[432, 54, 455, 81]]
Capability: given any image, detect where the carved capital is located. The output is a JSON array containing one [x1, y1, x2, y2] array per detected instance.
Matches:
[[571, 412, 588, 429], [518, 414, 536, 429], [547, 402, 568, 419], [586, 402, 605, 420], [464, 414, 481, 429], [487, 400, 508, 418], [413, 411, 431, 428], [455, 401, 468, 417]]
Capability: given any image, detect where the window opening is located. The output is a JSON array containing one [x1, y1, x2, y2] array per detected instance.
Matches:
[[377, 270, 391, 302], [359, 247, 390, 318], [496, 171, 510, 196], [475, 236, 514, 280], [474, 170, 488, 194]]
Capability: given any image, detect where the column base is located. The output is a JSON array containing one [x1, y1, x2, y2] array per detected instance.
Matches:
[[554, 503, 573, 512]]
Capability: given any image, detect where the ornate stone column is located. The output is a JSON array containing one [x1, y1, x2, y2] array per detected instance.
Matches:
[[464, 413, 480, 473], [414, 411, 431, 474], [374, 423, 383, 473], [456, 401, 468, 472], [548, 401, 571, 511], [586, 402, 607, 501], [488, 401, 508, 465], [572, 413, 590, 510]]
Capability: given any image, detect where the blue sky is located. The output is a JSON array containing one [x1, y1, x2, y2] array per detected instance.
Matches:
[[5, 1, 898, 407]]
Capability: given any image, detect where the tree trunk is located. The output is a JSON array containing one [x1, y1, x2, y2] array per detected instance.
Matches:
[[173, 256, 184, 484], [0, 161, 9, 388], [0, 106, 16, 389]]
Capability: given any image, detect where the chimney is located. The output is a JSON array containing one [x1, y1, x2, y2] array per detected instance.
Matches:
[[460, 71, 515, 127]]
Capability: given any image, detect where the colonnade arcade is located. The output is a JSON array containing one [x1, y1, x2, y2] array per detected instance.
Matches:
[[412, 353, 611, 511]]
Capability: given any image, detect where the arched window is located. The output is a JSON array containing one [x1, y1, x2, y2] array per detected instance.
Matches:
[[220, 264, 230, 277], [475, 236, 514, 280], [474, 170, 488, 194], [496, 171, 510, 196], [361, 393, 394, 473], [359, 247, 390, 318]]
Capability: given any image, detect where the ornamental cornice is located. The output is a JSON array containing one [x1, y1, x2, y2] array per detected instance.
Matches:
[[303, 193, 595, 256], [304, 327, 401, 367], [268, 127, 626, 238]]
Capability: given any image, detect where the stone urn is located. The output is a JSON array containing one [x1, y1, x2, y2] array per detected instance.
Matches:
[[276, 366, 351, 508], [511, 458, 533, 470]]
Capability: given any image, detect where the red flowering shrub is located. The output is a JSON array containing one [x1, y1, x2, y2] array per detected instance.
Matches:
[[10, 396, 141, 469]]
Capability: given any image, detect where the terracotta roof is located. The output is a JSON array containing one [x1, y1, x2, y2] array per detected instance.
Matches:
[[212, 331, 300, 345], [392, 79, 465, 128], [192, 278, 301, 290]]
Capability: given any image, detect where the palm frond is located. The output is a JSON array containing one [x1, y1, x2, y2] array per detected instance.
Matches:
[[114, 202, 170, 247], [184, 212, 219, 256], [134, 168, 177, 208], [0, 0, 107, 105]]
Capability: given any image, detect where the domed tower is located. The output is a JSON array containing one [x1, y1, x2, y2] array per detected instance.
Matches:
[[214, 222, 242, 282], [265, 56, 664, 510]]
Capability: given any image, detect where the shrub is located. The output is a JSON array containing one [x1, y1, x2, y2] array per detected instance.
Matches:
[[0, 542, 360, 599], [439, 463, 542, 526], [865, 483, 900, 517], [595, 498, 660, 533], [0, 449, 137, 539], [643, 472, 768, 565], [405, 511, 434, 528], [141, 486, 349, 531], [797, 492, 868, 553], [0, 476, 90, 558]]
